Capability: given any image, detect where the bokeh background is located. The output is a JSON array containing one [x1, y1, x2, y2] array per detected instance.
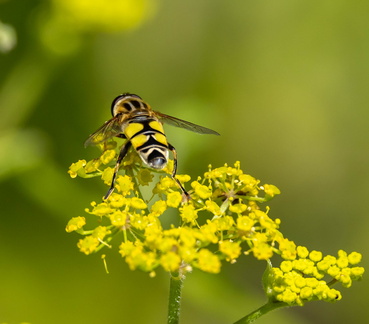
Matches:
[[0, 1, 367, 323]]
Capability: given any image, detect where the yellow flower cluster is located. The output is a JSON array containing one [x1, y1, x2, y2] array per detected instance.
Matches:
[[67, 150, 286, 275], [264, 247, 364, 305], [67, 145, 364, 303]]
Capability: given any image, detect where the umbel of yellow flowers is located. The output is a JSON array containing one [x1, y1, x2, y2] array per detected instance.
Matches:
[[67, 144, 364, 306]]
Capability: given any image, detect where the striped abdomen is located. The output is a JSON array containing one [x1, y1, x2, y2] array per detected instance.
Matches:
[[124, 117, 169, 169]]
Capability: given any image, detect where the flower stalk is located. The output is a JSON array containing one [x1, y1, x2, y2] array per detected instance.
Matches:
[[233, 301, 288, 324], [167, 272, 184, 324]]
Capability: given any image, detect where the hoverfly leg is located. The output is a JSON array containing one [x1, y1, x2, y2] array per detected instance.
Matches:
[[104, 141, 132, 200], [168, 143, 191, 202]]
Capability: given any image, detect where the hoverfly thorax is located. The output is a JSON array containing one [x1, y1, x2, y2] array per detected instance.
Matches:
[[86, 92, 220, 200], [111, 93, 149, 117]]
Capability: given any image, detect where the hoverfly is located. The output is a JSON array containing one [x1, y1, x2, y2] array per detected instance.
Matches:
[[85, 93, 220, 200]]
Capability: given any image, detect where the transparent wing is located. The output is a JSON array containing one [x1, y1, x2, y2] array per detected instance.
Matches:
[[84, 117, 123, 147], [154, 111, 220, 135]]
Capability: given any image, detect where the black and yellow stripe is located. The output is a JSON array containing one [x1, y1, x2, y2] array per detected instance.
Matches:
[[124, 118, 169, 170]]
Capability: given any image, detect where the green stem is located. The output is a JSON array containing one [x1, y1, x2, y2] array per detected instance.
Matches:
[[233, 301, 288, 324], [167, 272, 184, 324]]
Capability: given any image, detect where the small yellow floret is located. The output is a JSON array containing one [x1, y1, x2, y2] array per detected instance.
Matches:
[[65, 216, 86, 232], [229, 203, 247, 214], [252, 242, 273, 260], [297, 246, 309, 258], [309, 250, 323, 262], [77, 236, 99, 255], [85, 159, 101, 173], [89, 202, 114, 216], [166, 192, 182, 208], [180, 204, 198, 225], [108, 193, 128, 208], [100, 149, 116, 164], [219, 241, 241, 261], [160, 252, 182, 272], [237, 215, 254, 232], [191, 181, 212, 199], [196, 249, 221, 273], [130, 197, 147, 210], [263, 184, 281, 197], [150, 200, 167, 217], [110, 210, 128, 227], [348, 252, 362, 265], [116, 175, 135, 195], [175, 174, 191, 183], [68, 160, 86, 178], [101, 167, 114, 185]]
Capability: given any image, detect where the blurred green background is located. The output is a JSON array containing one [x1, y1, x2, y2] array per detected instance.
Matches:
[[0, 0, 367, 323]]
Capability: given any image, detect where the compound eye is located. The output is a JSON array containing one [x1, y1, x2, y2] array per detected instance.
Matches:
[[148, 157, 167, 169]]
